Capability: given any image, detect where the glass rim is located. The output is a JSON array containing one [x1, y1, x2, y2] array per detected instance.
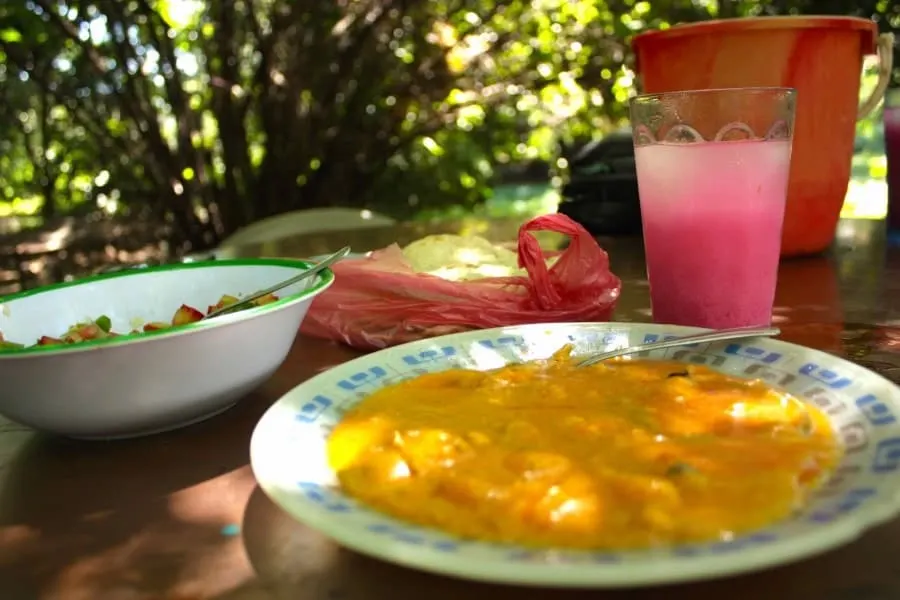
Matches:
[[631, 87, 797, 103]]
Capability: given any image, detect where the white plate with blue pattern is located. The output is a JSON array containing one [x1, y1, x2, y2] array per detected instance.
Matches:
[[250, 322, 900, 587]]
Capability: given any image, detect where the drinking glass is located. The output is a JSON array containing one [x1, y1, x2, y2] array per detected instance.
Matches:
[[630, 87, 797, 328]]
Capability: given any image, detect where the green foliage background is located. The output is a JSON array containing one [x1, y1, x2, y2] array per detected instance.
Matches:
[[0, 0, 896, 251]]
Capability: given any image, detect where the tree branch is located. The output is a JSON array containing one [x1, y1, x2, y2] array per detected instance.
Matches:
[[205, 0, 257, 228], [133, 0, 213, 203], [31, 0, 178, 186]]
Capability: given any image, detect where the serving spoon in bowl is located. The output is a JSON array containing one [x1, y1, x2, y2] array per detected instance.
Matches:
[[204, 246, 351, 320], [576, 325, 780, 368]]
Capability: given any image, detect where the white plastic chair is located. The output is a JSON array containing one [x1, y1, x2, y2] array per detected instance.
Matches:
[[215, 208, 395, 254]]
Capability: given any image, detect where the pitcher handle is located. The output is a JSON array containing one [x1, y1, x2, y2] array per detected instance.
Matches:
[[858, 32, 895, 120]]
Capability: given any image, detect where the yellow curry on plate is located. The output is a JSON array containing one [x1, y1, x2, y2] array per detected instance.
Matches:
[[327, 349, 841, 550]]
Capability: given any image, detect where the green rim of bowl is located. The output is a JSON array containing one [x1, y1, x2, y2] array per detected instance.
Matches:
[[0, 257, 334, 358]]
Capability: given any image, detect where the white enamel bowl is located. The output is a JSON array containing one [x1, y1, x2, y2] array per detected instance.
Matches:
[[0, 258, 333, 439], [251, 322, 900, 588]]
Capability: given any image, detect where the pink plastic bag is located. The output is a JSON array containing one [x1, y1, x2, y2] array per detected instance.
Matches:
[[301, 214, 621, 350]]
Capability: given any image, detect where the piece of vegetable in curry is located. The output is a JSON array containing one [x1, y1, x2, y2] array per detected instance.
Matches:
[[327, 349, 841, 550]]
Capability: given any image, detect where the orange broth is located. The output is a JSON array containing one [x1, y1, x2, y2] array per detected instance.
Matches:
[[327, 351, 841, 549]]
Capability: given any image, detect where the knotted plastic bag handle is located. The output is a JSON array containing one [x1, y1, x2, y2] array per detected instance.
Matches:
[[517, 213, 599, 310]]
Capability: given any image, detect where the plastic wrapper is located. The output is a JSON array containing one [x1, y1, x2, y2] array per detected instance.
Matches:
[[300, 214, 621, 350]]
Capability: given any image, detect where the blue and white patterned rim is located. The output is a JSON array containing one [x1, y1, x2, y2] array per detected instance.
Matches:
[[250, 323, 900, 588]]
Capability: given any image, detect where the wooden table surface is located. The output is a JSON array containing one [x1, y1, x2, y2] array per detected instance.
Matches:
[[2, 217, 900, 600]]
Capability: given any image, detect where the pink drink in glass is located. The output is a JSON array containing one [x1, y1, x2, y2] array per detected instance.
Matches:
[[635, 139, 792, 328], [886, 101, 900, 232]]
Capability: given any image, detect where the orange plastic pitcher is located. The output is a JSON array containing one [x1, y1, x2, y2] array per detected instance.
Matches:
[[632, 17, 893, 257]]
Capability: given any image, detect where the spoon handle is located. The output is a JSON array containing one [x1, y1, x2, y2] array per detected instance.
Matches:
[[205, 246, 351, 319], [576, 325, 781, 367]]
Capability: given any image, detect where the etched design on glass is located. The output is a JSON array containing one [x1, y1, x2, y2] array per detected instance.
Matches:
[[663, 123, 705, 143], [638, 121, 777, 144], [713, 122, 756, 141], [633, 124, 656, 145], [765, 120, 791, 140]]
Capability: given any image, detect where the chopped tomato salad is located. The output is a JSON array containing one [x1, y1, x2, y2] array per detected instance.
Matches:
[[0, 292, 279, 351]]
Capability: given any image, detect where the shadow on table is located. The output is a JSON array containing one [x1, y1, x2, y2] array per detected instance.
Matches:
[[0, 333, 363, 597], [773, 255, 846, 354], [236, 486, 896, 600], [839, 322, 900, 385], [0, 390, 269, 521], [0, 386, 274, 597]]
